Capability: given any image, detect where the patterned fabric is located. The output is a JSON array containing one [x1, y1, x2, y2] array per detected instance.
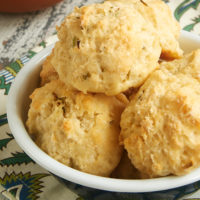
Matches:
[[0, 1, 200, 199]]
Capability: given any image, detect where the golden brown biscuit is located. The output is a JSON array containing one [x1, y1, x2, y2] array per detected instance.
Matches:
[[52, 1, 161, 96], [108, 0, 183, 60], [140, 0, 183, 59], [120, 50, 200, 177], [26, 80, 125, 177], [160, 49, 200, 78], [40, 50, 58, 86]]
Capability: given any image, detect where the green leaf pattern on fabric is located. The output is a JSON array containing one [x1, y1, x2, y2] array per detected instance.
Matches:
[[183, 15, 200, 31], [0, 114, 8, 127], [0, 172, 48, 200], [0, 132, 13, 150], [174, 0, 200, 21], [0, 152, 35, 166], [0, 76, 11, 95]]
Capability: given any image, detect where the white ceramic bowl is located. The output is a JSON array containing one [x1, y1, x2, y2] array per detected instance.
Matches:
[[6, 31, 200, 197]]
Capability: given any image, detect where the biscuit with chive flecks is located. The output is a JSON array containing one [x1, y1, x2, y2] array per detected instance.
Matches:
[[120, 50, 200, 177], [26, 79, 126, 177], [52, 0, 161, 96], [108, 0, 183, 60]]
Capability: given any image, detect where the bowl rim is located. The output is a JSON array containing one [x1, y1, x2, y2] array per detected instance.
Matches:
[[7, 30, 200, 193]]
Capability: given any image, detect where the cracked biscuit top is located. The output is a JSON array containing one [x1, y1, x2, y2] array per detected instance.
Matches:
[[120, 50, 200, 177], [26, 79, 125, 176]]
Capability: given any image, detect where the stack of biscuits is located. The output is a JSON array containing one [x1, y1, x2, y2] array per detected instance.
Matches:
[[26, 0, 200, 178]]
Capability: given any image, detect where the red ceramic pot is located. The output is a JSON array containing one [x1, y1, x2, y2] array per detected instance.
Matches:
[[0, 0, 63, 13]]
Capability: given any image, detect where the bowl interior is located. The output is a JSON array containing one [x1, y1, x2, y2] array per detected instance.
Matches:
[[7, 30, 200, 193]]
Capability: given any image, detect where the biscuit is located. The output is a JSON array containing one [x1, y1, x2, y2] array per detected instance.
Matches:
[[51, 1, 161, 96], [26, 80, 125, 176], [40, 50, 58, 86], [108, 0, 183, 60], [120, 50, 200, 177], [160, 49, 200, 78], [140, 0, 183, 59]]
